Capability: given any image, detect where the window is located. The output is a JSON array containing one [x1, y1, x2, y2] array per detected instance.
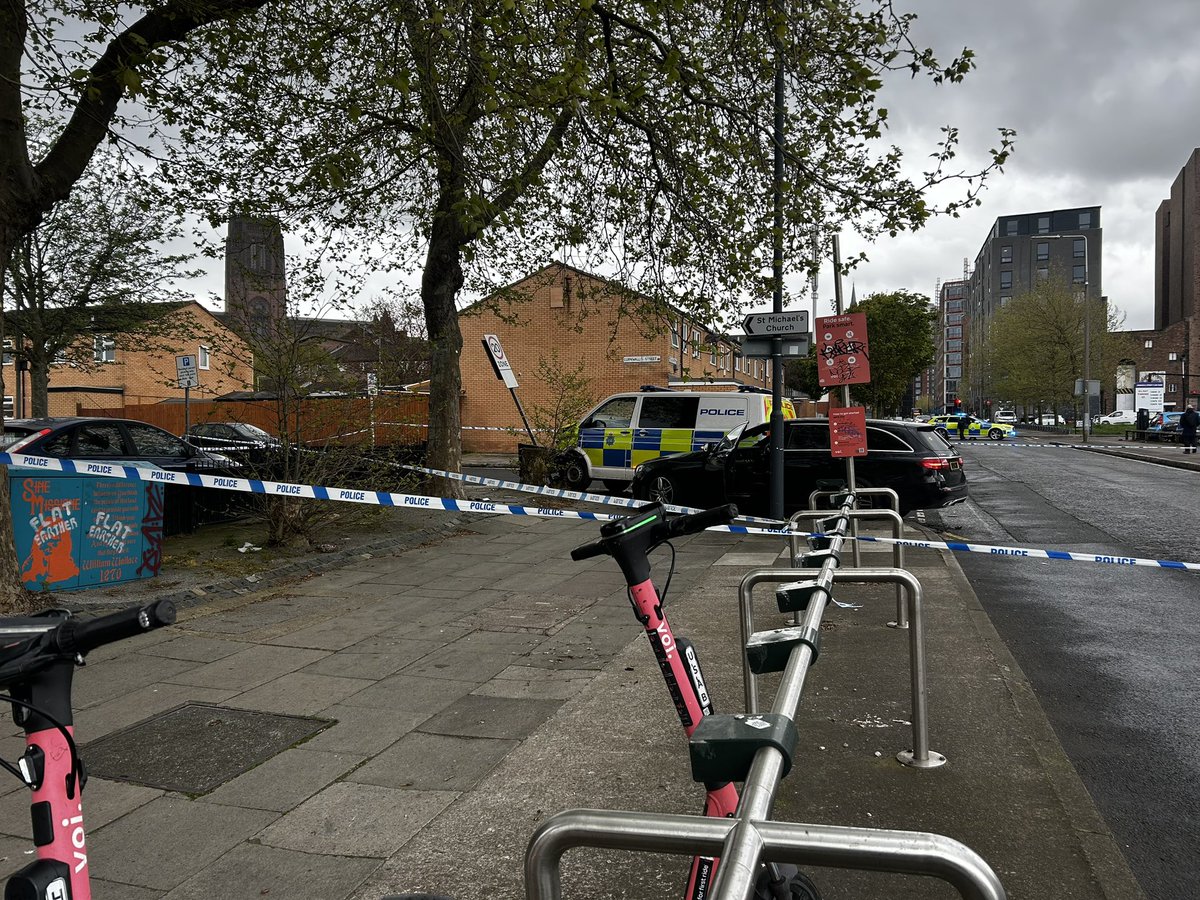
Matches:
[[52, 348, 68, 366], [1037, 267, 1049, 280], [946, 365, 963, 378], [1037, 216, 1050, 234], [1005, 220, 1018, 236], [734, 354, 742, 372], [710, 346, 718, 365], [946, 339, 962, 351], [1168, 383, 1179, 393], [1145, 339, 1154, 349], [1036, 242, 1049, 262], [639, 396, 700, 429], [1169, 352, 1179, 361], [946, 352, 962, 364], [946, 299, 964, 312], [1001, 296, 1011, 307], [680, 326, 689, 356], [93, 335, 116, 363], [945, 380, 958, 393], [946, 313, 964, 324], [1073, 238, 1085, 259], [786, 423, 830, 450], [587, 397, 637, 429], [999, 271, 1012, 290], [1072, 265, 1086, 284], [1000, 246, 1012, 264], [1079, 211, 1092, 229], [127, 423, 192, 458], [947, 325, 962, 338], [2, 397, 11, 418], [199, 345, 211, 370], [866, 428, 912, 452], [692, 329, 701, 358], [670, 322, 680, 348], [72, 424, 126, 457], [2, 339, 11, 367]]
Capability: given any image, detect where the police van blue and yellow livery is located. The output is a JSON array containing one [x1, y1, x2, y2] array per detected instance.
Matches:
[[561, 389, 796, 492]]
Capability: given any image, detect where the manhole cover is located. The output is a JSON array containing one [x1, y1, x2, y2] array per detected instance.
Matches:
[[83, 702, 332, 794]]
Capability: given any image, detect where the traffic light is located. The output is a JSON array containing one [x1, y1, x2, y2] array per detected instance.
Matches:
[[953, 397, 962, 411]]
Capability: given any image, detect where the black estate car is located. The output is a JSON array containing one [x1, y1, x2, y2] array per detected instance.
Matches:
[[630, 418, 969, 516], [2, 417, 235, 471]]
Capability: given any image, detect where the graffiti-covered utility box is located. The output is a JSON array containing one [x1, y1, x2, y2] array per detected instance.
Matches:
[[12, 468, 165, 592]]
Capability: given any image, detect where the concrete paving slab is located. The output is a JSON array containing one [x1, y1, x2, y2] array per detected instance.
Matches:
[[0, 835, 34, 878], [340, 672, 476, 712], [346, 624, 467, 651], [523, 621, 639, 670], [349, 732, 519, 792], [264, 616, 394, 651], [74, 682, 238, 740], [87, 795, 277, 891], [472, 665, 600, 701], [397, 633, 542, 684], [201, 747, 363, 812], [72, 653, 202, 708], [226, 671, 374, 717], [159, 842, 380, 900], [418, 694, 564, 740], [163, 645, 329, 691], [301, 648, 432, 681], [92, 879, 163, 900], [137, 634, 248, 662], [258, 781, 456, 858], [298, 704, 434, 756], [714, 550, 782, 566]]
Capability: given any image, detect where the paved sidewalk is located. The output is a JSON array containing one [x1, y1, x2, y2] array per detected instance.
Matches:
[[0, 499, 1145, 899]]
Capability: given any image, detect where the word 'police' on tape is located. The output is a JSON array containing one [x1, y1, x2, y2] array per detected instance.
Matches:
[[6, 452, 1196, 573]]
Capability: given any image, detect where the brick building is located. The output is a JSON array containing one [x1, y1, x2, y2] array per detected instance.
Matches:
[[3, 301, 254, 417], [1120, 318, 1199, 411], [457, 264, 775, 452]]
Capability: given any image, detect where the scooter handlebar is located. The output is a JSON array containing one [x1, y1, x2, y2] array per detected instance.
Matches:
[[666, 504, 738, 538]]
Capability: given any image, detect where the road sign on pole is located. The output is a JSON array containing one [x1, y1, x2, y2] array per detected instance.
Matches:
[[176, 355, 199, 389], [816, 312, 871, 387], [742, 310, 810, 338], [482, 334, 519, 389], [740, 335, 810, 358]]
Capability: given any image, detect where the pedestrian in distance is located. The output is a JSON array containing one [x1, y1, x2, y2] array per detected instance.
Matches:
[[1180, 405, 1199, 454], [1136, 408, 1150, 441]]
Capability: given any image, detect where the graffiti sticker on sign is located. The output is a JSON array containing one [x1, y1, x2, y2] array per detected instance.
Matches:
[[817, 312, 871, 387]]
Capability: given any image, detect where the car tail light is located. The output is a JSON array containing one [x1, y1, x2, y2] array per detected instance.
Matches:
[[921, 457, 958, 471], [8, 428, 52, 452]]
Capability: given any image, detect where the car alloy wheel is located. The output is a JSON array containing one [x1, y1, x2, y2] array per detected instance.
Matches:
[[646, 474, 676, 504], [988, 428, 1005, 441]]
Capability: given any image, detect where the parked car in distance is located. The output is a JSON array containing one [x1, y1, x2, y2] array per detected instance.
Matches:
[[1036, 414, 1065, 426], [185, 422, 282, 466], [992, 410, 1018, 424], [630, 418, 968, 517], [1094, 410, 1137, 426], [2, 417, 237, 471], [1147, 411, 1183, 441]]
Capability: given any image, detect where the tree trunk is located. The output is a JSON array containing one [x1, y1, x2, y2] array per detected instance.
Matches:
[[0, 236, 29, 609], [29, 357, 48, 417], [421, 213, 467, 500]]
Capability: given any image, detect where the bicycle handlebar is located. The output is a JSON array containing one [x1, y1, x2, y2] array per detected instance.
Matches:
[[56, 599, 177, 656]]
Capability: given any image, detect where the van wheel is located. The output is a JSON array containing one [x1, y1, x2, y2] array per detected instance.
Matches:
[[561, 455, 591, 491], [988, 428, 1005, 440], [641, 474, 678, 505], [602, 480, 629, 495]]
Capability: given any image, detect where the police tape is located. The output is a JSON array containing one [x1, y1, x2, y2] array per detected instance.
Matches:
[[401, 464, 788, 525], [7, 452, 1196, 572], [955, 441, 1180, 450]]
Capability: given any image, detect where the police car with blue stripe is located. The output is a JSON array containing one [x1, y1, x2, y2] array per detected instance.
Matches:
[[561, 388, 796, 492]]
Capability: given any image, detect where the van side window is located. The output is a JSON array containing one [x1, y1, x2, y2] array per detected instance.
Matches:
[[786, 424, 830, 450], [639, 397, 700, 429], [587, 397, 636, 429]]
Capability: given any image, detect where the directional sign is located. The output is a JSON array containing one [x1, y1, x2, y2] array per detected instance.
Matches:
[[366, 372, 379, 397], [176, 355, 199, 389], [742, 310, 810, 338], [741, 335, 811, 358]]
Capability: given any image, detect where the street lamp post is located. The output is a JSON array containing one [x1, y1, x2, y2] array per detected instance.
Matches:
[[1039, 233, 1091, 442]]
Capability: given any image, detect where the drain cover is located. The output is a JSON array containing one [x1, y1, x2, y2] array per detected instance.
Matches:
[[83, 702, 332, 794]]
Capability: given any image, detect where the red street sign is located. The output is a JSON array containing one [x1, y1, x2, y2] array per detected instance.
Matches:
[[829, 407, 868, 457], [817, 312, 871, 387]]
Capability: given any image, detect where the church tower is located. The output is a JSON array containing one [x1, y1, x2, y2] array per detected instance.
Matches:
[[224, 216, 287, 333]]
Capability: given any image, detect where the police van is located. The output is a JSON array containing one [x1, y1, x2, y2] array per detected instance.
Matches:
[[561, 388, 796, 492]]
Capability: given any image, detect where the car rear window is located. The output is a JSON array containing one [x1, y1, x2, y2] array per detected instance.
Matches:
[[902, 425, 956, 454]]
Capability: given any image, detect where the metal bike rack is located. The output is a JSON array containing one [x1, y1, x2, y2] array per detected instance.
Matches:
[[525, 809, 1006, 900], [807, 486, 900, 569], [788, 506, 910, 628], [523, 498, 995, 899], [738, 566, 944, 768]]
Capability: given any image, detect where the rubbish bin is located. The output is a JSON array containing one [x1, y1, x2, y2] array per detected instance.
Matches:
[[11, 467, 165, 592]]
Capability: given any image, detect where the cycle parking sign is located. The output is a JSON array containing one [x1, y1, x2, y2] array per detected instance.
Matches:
[[817, 313, 871, 387]]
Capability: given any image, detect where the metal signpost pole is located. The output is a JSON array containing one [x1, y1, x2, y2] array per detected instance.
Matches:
[[769, 5, 786, 520]]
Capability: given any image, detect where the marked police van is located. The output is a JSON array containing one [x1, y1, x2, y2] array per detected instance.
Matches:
[[561, 387, 796, 492]]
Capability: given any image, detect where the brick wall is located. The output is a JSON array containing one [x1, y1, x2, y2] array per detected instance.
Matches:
[[1123, 314, 1199, 408], [458, 264, 772, 452], [4, 303, 255, 417]]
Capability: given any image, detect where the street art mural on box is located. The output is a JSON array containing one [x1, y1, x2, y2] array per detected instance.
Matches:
[[13, 469, 164, 591]]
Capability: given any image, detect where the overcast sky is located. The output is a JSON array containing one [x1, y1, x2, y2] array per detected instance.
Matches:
[[823, 0, 1200, 331]]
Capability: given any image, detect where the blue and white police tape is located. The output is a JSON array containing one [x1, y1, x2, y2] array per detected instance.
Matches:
[[9, 452, 1195, 571], [3, 451, 790, 534], [402, 464, 788, 526], [765, 527, 1200, 573], [955, 441, 1174, 450]]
